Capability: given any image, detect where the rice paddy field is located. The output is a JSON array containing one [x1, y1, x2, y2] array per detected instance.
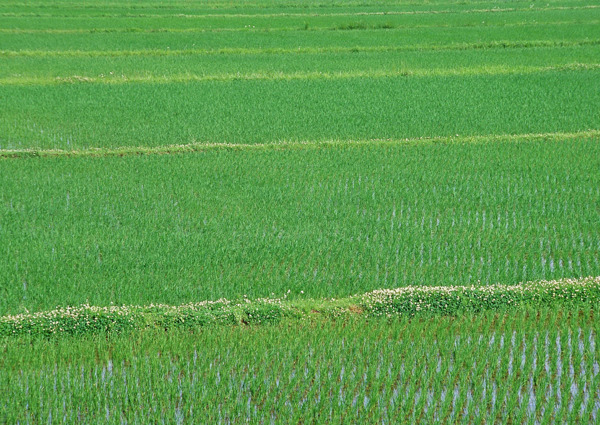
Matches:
[[2, 310, 600, 423], [1, 0, 599, 422]]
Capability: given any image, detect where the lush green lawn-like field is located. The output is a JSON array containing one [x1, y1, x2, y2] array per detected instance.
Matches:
[[1, 0, 599, 422]]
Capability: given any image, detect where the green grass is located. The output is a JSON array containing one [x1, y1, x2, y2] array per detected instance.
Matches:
[[2, 70, 599, 150], [2, 6, 597, 31], [1, 138, 599, 315], [2, 46, 599, 83], [0, 0, 593, 15], [1, 0, 599, 421], [2, 307, 598, 423], [1, 0, 598, 152], [2, 21, 597, 52]]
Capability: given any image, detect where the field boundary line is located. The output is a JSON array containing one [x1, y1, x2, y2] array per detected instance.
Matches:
[[1, 276, 599, 337], [2, 39, 598, 59], [2, 63, 599, 86], [2, 129, 599, 160], [1, 4, 598, 19], [1, 19, 596, 35]]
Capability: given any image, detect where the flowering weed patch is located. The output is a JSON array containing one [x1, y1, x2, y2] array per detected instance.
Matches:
[[2, 277, 598, 337], [360, 276, 600, 316]]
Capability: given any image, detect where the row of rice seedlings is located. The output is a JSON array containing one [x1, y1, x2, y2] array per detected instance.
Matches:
[[2, 14, 595, 52], [1, 138, 598, 313], [2, 0, 590, 15], [3, 45, 600, 83], [2, 0, 592, 19], [2, 5, 595, 32], [1, 309, 598, 423], [3, 68, 598, 150]]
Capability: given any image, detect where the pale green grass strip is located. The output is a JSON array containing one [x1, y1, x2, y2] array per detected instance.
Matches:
[[1, 276, 598, 337], [2, 39, 598, 58], [2, 4, 598, 19], [2, 19, 593, 35], [2, 63, 598, 86], [2, 129, 599, 160]]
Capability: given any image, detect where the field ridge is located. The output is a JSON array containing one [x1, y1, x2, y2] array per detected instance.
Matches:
[[4, 38, 598, 58], [3, 63, 598, 86], [4, 19, 596, 35], [2, 129, 598, 160], [2, 4, 598, 19], [2, 276, 598, 337]]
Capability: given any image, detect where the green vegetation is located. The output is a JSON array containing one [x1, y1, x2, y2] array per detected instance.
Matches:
[[2, 18, 596, 52], [2, 277, 599, 337], [2, 46, 600, 85], [2, 71, 598, 150], [2, 307, 598, 423], [2, 138, 599, 315], [1, 0, 599, 422], [1, 0, 599, 150]]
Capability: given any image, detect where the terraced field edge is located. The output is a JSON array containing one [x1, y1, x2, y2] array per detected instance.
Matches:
[[3, 39, 599, 58], [2, 129, 599, 160], [2, 276, 598, 338], [2, 62, 599, 86]]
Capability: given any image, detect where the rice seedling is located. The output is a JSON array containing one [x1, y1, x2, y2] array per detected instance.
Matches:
[[1, 70, 598, 150], [1, 137, 599, 314], [1, 0, 598, 421], [1, 308, 598, 423]]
